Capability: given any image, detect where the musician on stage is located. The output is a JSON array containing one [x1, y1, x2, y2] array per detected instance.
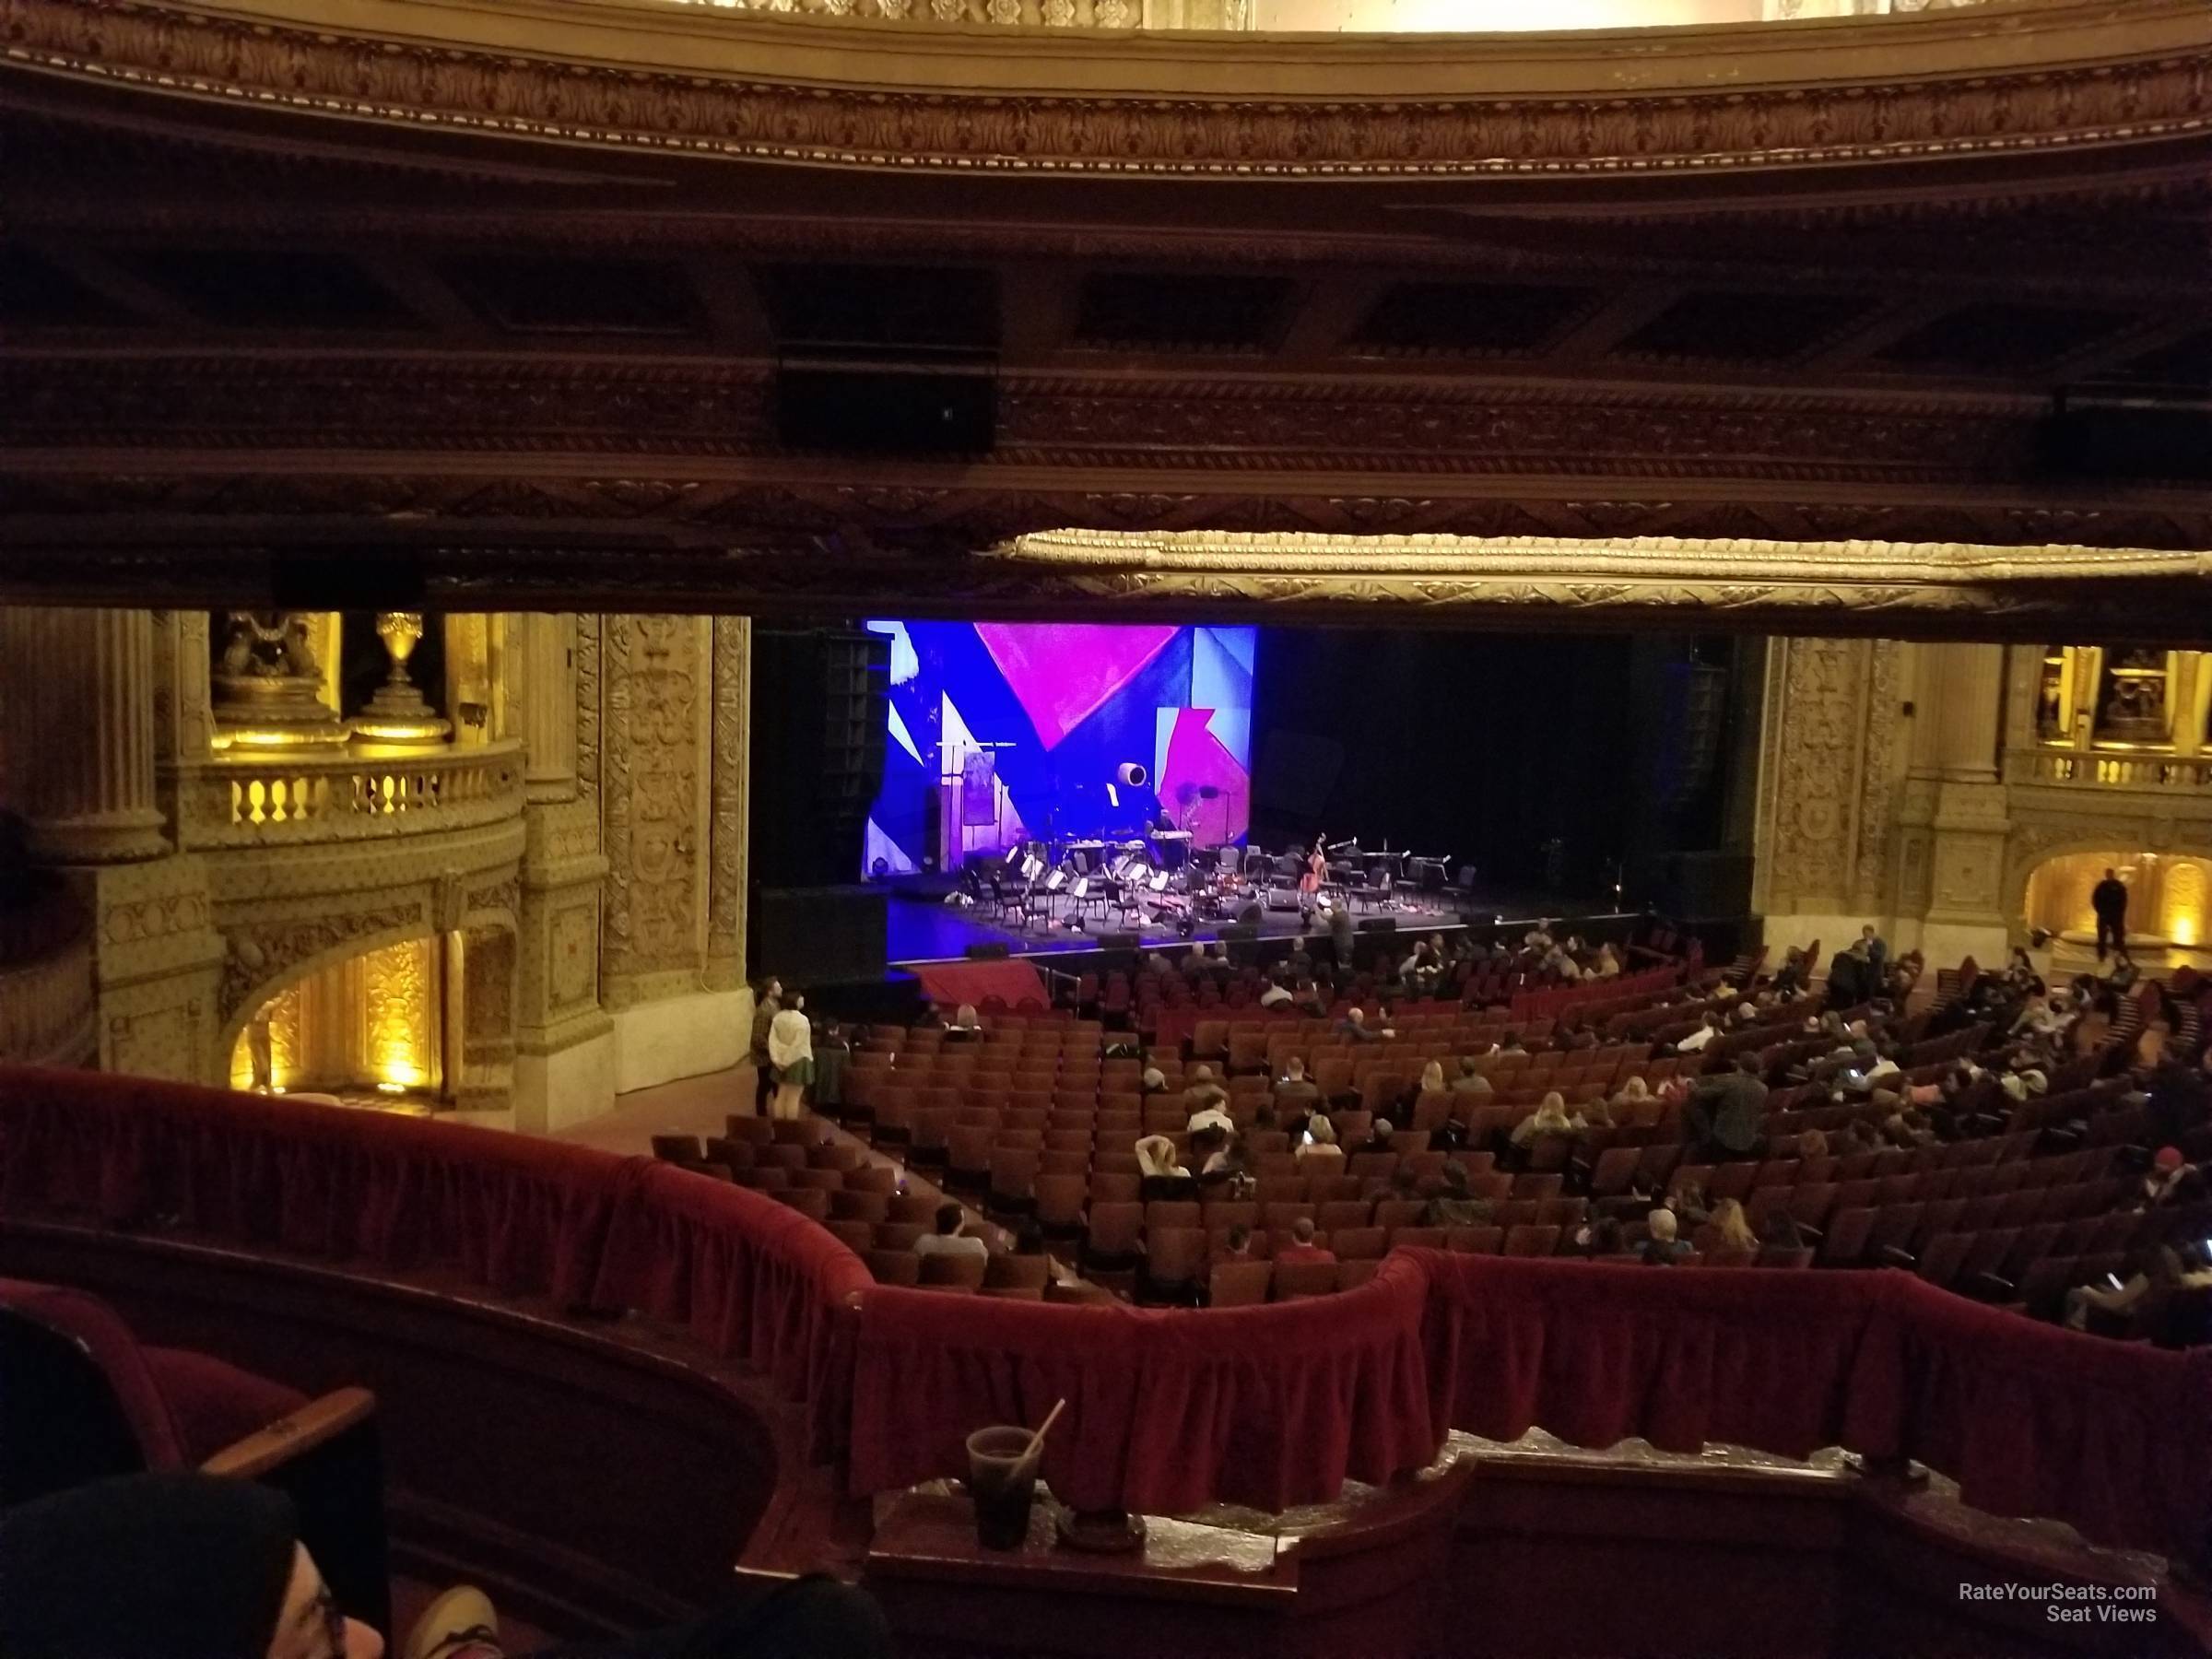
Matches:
[[1297, 834, 1326, 917]]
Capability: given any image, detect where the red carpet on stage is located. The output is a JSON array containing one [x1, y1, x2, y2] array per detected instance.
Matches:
[[908, 959, 1051, 1013]]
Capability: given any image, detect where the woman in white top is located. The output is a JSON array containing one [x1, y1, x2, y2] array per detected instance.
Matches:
[[767, 1002, 814, 1121]]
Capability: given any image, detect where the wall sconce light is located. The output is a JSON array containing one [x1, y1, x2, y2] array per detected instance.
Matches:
[[459, 701, 489, 732]]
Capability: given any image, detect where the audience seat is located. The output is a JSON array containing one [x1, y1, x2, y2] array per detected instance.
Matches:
[[0, 1278, 389, 1634]]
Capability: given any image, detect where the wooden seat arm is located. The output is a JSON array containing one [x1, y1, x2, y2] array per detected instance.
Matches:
[[201, 1386, 378, 1481]]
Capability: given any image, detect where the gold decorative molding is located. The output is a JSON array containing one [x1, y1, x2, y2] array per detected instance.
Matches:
[[986, 530, 2212, 618], [3, 0, 2209, 177]]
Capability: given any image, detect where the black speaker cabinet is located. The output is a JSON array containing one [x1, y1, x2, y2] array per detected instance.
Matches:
[[1265, 888, 1303, 912], [1358, 917, 1400, 935], [1100, 931, 1142, 951], [775, 362, 996, 456], [750, 886, 888, 985], [964, 941, 1011, 961]]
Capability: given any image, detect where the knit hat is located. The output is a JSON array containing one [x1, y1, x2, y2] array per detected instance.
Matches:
[[2155, 1146, 2185, 1172], [0, 1474, 300, 1659]]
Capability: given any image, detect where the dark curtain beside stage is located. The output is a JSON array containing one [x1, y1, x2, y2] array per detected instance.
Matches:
[[1248, 629, 1760, 911]]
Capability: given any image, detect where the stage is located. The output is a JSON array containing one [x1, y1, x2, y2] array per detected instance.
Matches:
[[880, 876, 1625, 969]]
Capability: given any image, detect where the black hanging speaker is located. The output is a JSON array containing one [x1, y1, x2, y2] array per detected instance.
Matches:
[[775, 358, 996, 456]]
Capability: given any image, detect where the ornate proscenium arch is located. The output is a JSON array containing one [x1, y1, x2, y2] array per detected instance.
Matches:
[[7, 0, 2212, 622], [5, 0, 2212, 178]]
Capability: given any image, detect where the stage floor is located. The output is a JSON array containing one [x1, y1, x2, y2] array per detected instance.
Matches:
[[883, 883, 1620, 968]]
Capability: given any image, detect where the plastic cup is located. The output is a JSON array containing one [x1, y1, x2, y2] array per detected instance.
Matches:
[[965, 1426, 1040, 1550]]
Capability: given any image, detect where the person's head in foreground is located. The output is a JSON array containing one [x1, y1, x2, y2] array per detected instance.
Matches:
[[0, 1472, 382, 1659]]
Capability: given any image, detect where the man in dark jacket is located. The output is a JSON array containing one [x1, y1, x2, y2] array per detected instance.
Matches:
[[1683, 1053, 1768, 1160], [2092, 867, 2129, 959]]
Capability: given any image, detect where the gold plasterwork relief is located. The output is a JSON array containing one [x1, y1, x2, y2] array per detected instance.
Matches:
[[600, 615, 708, 1004]]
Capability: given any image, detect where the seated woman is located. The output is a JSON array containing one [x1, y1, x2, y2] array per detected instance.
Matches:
[[1707, 1196, 1759, 1255], [1608, 1075, 1653, 1118], [943, 1004, 984, 1042], [1398, 1060, 1451, 1122], [1135, 1134, 1196, 1201], [1508, 1090, 1583, 1152], [1293, 1112, 1345, 1167]]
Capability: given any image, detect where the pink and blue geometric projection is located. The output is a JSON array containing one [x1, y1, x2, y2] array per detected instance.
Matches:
[[863, 620, 1256, 876]]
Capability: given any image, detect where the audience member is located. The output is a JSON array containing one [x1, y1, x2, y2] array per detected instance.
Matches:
[[1510, 1091, 1581, 1150], [1422, 1163, 1493, 1228], [1339, 1006, 1394, 1042], [1275, 1217, 1335, 1265], [944, 1004, 983, 1042], [1295, 1113, 1344, 1166], [1683, 1054, 1767, 1159], [748, 976, 782, 1114], [766, 997, 814, 1122], [913, 1203, 989, 1261], [1275, 1055, 1321, 1105], [1710, 1197, 1759, 1253], [1641, 1208, 1691, 1265], [1677, 1010, 1722, 1054], [1450, 1057, 1495, 1097], [1135, 1135, 1194, 1198]]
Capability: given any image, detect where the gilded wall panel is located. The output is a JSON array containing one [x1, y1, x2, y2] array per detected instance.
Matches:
[[600, 615, 707, 1005], [706, 617, 749, 994]]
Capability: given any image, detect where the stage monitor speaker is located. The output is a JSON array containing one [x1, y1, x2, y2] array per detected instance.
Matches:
[[1358, 917, 1400, 935], [1265, 888, 1302, 912], [775, 361, 996, 457], [1100, 931, 1141, 951], [750, 886, 888, 985], [964, 941, 1010, 960]]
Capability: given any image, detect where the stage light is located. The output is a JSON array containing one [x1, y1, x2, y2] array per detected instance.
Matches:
[[1115, 762, 1148, 788]]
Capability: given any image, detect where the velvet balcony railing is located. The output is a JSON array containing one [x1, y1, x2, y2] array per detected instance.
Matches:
[[1, 1065, 2205, 1565]]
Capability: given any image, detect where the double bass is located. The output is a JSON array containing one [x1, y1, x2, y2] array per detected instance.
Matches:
[[1297, 835, 1326, 897]]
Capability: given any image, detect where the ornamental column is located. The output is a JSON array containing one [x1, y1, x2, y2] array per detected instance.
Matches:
[[1, 607, 168, 863], [0, 606, 224, 1081], [510, 612, 611, 1134], [520, 613, 579, 801], [1912, 642, 2011, 967]]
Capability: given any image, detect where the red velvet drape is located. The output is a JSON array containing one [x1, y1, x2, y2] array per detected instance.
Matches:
[[848, 1253, 1441, 1513], [0, 1066, 869, 1450], [1416, 1251, 2212, 1558], [6, 1067, 2207, 1560]]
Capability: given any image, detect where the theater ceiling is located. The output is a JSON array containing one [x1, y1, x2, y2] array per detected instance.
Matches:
[[2, 0, 2209, 633]]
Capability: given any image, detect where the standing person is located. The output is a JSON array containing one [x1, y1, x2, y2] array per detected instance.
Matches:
[[1298, 834, 1327, 918], [747, 977, 782, 1116], [1326, 900, 1355, 976], [767, 995, 814, 1121], [2092, 867, 2130, 960]]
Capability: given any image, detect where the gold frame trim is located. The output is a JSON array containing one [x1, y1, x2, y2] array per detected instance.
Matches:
[[978, 530, 2212, 616], [4, 0, 2210, 178]]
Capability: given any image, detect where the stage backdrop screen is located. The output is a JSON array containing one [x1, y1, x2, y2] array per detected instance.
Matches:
[[863, 621, 1255, 876]]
